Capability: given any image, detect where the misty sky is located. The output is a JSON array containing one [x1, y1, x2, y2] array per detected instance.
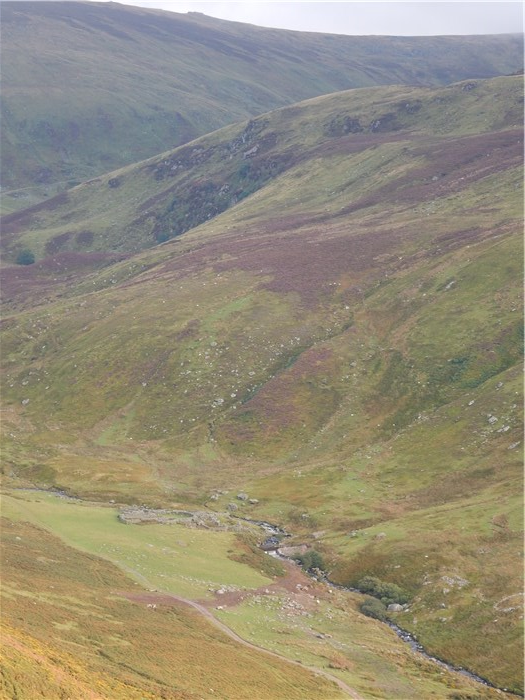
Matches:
[[84, 1, 523, 36]]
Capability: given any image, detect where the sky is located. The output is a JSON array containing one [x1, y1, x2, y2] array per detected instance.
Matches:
[[82, 1, 524, 36]]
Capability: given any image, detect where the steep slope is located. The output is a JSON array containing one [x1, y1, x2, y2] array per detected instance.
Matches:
[[2, 493, 507, 700], [0, 0, 522, 205], [0, 516, 350, 700], [2, 75, 523, 262], [1, 77, 523, 691]]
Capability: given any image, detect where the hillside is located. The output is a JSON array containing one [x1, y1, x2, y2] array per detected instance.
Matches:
[[2, 493, 508, 700], [2, 75, 523, 261], [0, 0, 522, 209], [1, 515, 351, 700], [1, 75, 523, 694]]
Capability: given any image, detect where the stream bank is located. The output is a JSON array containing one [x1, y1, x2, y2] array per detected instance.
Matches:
[[264, 531, 519, 697]]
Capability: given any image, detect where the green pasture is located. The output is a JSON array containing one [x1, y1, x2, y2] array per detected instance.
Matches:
[[1, 491, 271, 599]]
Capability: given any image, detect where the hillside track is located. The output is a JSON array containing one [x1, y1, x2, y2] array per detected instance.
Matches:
[[119, 578, 365, 700]]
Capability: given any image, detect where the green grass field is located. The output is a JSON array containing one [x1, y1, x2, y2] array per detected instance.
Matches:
[[2, 491, 272, 599], [1, 514, 349, 700]]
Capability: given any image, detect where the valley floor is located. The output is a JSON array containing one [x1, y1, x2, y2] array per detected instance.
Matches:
[[1, 488, 515, 700]]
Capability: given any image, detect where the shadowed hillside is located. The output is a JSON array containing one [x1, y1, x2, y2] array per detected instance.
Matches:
[[0, 0, 522, 207], [1, 76, 523, 692]]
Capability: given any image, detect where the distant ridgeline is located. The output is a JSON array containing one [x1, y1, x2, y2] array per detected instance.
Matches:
[[0, 0, 522, 194]]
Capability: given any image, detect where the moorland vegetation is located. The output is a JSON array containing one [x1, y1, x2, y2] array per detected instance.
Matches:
[[1, 3, 523, 699], [0, 0, 522, 208]]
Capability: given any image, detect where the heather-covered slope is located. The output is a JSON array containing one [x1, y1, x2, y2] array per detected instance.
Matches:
[[0, 0, 522, 205], [2, 75, 522, 261], [1, 76, 523, 691]]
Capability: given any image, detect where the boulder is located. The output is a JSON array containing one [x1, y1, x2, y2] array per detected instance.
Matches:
[[387, 603, 404, 612]]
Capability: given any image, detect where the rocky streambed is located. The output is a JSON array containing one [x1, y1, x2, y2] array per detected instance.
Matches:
[[266, 541, 518, 696]]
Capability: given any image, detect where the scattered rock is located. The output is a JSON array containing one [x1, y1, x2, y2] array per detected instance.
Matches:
[[326, 115, 363, 136], [237, 492, 248, 501], [261, 536, 280, 551], [117, 506, 251, 532], [243, 144, 259, 158], [369, 112, 399, 132], [278, 544, 309, 557], [403, 101, 422, 114], [387, 603, 404, 612], [441, 575, 469, 588]]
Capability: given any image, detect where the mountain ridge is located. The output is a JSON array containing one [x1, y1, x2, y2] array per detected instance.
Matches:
[[2, 75, 522, 265], [1, 0, 522, 208]]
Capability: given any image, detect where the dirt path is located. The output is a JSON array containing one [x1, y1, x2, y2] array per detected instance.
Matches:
[[120, 587, 365, 700]]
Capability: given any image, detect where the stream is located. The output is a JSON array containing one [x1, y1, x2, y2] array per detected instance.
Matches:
[[7, 487, 519, 696], [263, 530, 519, 696]]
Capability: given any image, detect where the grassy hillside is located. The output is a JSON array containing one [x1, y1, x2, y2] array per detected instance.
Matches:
[[1, 76, 523, 692], [2, 75, 522, 261], [0, 0, 522, 206], [1, 513, 353, 700], [1, 490, 508, 700]]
